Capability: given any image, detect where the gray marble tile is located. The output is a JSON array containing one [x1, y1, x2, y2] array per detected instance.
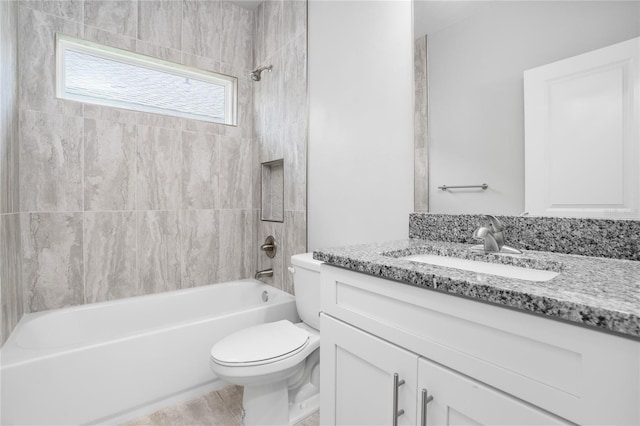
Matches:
[[136, 125, 182, 211], [274, 54, 287, 130], [84, 0, 137, 37], [20, 0, 83, 22], [263, 0, 282, 60], [219, 136, 252, 209], [282, 32, 307, 126], [182, 0, 222, 60], [282, 0, 306, 42], [219, 209, 254, 282], [253, 1, 265, 67], [21, 212, 83, 313], [284, 210, 307, 294], [84, 118, 136, 211], [84, 211, 138, 303], [259, 128, 284, 163], [137, 111, 183, 130], [251, 209, 259, 277], [83, 24, 137, 51], [414, 147, 429, 212], [1, 213, 23, 346], [414, 34, 428, 205], [135, 39, 182, 63], [180, 209, 219, 288], [284, 120, 307, 212], [236, 73, 254, 139], [181, 51, 221, 75], [137, 0, 181, 50], [0, 140, 19, 215], [18, 6, 83, 117], [256, 53, 284, 137], [1, 0, 20, 215], [137, 210, 181, 294], [252, 76, 266, 137], [182, 118, 222, 136], [414, 35, 427, 91], [181, 131, 219, 209], [251, 138, 260, 210], [261, 159, 284, 222], [19, 110, 83, 212], [83, 104, 138, 124], [221, 1, 253, 70], [414, 83, 428, 151]]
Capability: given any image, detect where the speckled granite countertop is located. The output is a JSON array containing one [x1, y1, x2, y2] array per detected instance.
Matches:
[[314, 239, 640, 340]]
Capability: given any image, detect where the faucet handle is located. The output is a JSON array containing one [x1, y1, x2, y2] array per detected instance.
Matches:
[[472, 226, 500, 253], [472, 226, 491, 239], [484, 215, 504, 232], [478, 215, 505, 251]]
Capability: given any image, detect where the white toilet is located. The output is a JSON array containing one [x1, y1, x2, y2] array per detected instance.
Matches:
[[209, 253, 322, 426]]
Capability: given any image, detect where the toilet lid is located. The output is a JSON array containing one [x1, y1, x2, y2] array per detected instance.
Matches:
[[211, 320, 310, 366]]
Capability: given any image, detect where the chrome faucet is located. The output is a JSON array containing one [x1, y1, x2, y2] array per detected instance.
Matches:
[[471, 215, 522, 254]]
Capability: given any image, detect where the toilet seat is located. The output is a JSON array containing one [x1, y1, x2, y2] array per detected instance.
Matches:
[[211, 320, 310, 367]]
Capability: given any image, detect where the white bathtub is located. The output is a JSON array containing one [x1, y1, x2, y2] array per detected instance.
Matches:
[[0, 280, 299, 425]]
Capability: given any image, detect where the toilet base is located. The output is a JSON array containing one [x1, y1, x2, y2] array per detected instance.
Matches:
[[241, 349, 320, 426], [288, 392, 319, 425], [242, 381, 319, 426], [243, 380, 289, 426]]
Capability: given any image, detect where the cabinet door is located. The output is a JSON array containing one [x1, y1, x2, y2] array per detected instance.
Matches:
[[320, 314, 418, 426], [417, 358, 571, 426]]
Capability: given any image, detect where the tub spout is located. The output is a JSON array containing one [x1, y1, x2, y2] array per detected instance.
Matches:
[[255, 268, 273, 279]]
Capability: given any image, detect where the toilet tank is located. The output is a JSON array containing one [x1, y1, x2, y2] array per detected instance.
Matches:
[[290, 253, 322, 330]]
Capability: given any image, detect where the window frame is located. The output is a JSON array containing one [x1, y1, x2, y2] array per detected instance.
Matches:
[[55, 34, 237, 125]]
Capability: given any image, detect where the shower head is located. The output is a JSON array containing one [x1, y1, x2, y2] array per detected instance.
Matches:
[[250, 65, 273, 82]]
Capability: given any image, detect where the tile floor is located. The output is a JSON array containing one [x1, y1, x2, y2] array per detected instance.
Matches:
[[122, 385, 320, 426]]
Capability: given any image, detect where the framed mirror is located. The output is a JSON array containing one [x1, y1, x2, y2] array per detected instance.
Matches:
[[414, 0, 640, 217]]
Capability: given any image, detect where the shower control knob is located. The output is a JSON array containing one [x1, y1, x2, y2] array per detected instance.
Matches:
[[260, 236, 277, 258], [288, 267, 295, 275]]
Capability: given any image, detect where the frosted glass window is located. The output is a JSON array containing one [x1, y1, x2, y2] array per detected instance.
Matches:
[[56, 35, 236, 125]]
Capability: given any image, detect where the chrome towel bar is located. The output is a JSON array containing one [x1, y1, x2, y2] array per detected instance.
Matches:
[[438, 183, 488, 191]]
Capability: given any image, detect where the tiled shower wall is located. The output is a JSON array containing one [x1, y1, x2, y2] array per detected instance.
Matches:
[[253, 1, 307, 294], [0, 0, 308, 345], [16, 0, 256, 314], [1, 0, 23, 346]]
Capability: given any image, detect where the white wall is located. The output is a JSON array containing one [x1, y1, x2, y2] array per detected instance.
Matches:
[[308, 0, 414, 251], [424, 1, 640, 215]]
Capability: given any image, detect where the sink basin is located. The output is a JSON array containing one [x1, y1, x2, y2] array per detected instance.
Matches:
[[402, 254, 560, 282]]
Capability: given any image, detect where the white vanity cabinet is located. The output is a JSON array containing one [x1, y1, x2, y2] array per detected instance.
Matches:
[[320, 265, 640, 425], [321, 315, 568, 426], [321, 315, 418, 425], [417, 358, 569, 425]]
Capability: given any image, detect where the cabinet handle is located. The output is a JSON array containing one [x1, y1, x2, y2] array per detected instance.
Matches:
[[420, 388, 434, 426], [393, 373, 405, 426]]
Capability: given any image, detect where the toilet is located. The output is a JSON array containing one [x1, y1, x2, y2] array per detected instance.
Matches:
[[209, 253, 322, 426]]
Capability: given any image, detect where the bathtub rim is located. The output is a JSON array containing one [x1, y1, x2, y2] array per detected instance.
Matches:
[[1, 280, 296, 365]]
